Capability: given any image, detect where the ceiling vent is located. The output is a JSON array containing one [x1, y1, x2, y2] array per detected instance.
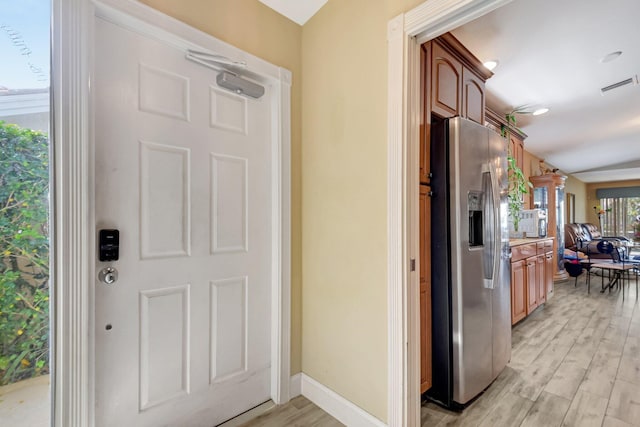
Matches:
[[600, 75, 639, 95]]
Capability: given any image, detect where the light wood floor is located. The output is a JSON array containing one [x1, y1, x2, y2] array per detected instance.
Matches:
[[233, 273, 640, 427], [423, 273, 640, 426], [235, 396, 343, 427]]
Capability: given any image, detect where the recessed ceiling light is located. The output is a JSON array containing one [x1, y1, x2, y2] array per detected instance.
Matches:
[[600, 51, 623, 63], [483, 60, 499, 71], [532, 108, 549, 116]]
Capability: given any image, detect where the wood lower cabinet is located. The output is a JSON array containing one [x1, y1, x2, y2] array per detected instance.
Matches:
[[545, 251, 554, 298], [510, 260, 527, 324], [420, 186, 432, 392], [525, 258, 537, 314], [510, 238, 554, 324], [536, 255, 546, 305]]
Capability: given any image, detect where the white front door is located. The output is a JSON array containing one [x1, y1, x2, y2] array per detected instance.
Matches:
[[93, 15, 273, 427]]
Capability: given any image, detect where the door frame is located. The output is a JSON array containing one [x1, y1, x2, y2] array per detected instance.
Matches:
[[52, 0, 292, 425], [386, 1, 514, 426]]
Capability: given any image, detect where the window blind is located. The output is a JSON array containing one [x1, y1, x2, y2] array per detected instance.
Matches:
[[596, 187, 640, 199]]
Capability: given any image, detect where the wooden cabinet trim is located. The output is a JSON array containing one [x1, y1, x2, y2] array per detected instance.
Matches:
[[419, 185, 432, 392], [485, 107, 528, 140]]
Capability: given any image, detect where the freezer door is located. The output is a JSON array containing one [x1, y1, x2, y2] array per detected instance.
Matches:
[[489, 127, 512, 379], [448, 117, 493, 404]]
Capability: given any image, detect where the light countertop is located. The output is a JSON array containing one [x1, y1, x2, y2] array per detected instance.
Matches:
[[509, 236, 554, 247]]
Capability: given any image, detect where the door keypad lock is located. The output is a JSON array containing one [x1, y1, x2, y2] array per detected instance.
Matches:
[[99, 229, 120, 261], [98, 267, 118, 285]]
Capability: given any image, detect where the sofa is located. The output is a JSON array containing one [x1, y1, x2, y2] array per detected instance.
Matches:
[[564, 223, 629, 260]]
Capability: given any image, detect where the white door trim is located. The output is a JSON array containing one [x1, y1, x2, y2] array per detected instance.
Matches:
[[386, 1, 514, 426], [53, 0, 291, 425]]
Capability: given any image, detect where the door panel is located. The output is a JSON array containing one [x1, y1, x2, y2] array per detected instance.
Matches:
[[462, 68, 484, 124], [511, 260, 526, 324], [536, 255, 546, 304], [526, 259, 537, 314], [94, 17, 272, 427], [545, 252, 554, 298], [431, 43, 462, 118]]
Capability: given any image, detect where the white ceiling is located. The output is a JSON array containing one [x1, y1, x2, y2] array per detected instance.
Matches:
[[452, 0, 640, 183], [258, 0, 327, 25]]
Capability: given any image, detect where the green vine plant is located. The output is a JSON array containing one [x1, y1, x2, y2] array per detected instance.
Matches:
[[507, 155, 532, 232], [501, 114, 532, 233]]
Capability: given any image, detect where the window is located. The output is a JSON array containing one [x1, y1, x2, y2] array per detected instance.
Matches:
[[598, 197, 640, 238]]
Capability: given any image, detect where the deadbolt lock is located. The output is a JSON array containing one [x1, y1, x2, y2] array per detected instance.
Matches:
[[98, 267, 118, 285]]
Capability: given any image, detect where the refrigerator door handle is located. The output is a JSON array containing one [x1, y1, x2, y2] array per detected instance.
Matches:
[[482, 163, 501, 289]]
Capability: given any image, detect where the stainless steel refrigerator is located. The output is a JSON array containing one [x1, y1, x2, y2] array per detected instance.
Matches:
[[427, 116, 511, 410]]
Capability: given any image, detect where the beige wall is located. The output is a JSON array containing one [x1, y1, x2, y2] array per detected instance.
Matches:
[[301, 0, 422, 422], [586, 179, 640, 224], [139, 0, 303, 374], [564, 175, 588, 223]]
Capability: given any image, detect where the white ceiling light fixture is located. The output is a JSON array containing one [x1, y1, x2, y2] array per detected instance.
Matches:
[[510, 105, 550, 116], [532, 108, 550, 116], [600, 51, 623, 63], [483, 60, 499, 71]]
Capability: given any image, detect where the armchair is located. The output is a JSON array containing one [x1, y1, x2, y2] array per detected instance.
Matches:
[[564, 223, 628, 260]]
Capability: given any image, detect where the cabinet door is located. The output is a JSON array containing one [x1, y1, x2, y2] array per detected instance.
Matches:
[[526, 258, 537, 314], [511, 260, 527, 325], [536, 255, 546, 304], [545, 251, 554, 298], [509, 134, 524, 171], [462, 67, 485, 124], [420, 186, 432, 392], [431, 42, 462, 118]]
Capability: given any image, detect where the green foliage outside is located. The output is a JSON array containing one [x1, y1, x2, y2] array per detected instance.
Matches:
[[0, 121, 49, 385]]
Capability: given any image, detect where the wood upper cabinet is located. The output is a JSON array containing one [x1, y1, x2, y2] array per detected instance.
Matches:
[[431, 42, 462, 118], [510, 259, 527, 325], [420, 185, 432, 393], [422, 34, 492, 184], [509, 134, 524, 171], [462, 67, 485, 124], [429, 34, 492, 122]]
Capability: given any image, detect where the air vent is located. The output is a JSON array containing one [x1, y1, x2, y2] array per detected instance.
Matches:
[[600, 75, 638, 95]]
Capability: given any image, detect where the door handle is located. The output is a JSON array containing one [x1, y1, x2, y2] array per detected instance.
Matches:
[[98, 267, 118, 285]]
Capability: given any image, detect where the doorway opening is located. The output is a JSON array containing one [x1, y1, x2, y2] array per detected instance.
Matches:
[[0, 1, 52, 425]]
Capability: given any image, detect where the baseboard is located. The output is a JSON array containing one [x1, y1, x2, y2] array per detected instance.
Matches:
[[299, 373, 387, 427], [290, 372, 302, 398]]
